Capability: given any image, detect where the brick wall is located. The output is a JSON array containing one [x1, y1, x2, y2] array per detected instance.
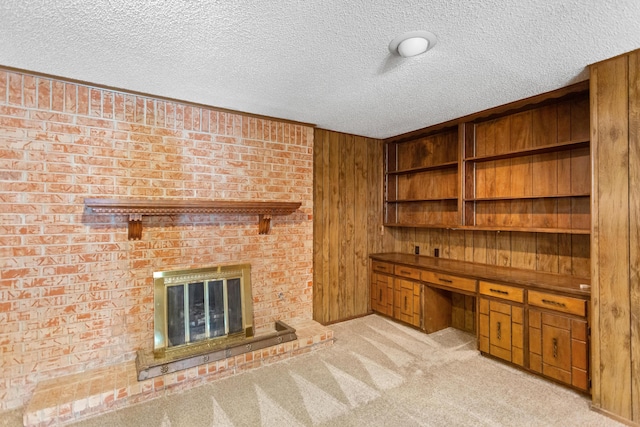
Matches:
[[0, 69, 314, 410]]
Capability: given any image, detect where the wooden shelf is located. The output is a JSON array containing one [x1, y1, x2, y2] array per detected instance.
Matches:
[[84, 198, 302, 240], [464, 194, 590, 202], [464, 139, 589, 163], [384, 223, 589, 234], [388, 198, 459, 203], [383, 223, 461, 229], [454, 225, 590, 235], [387, 161, 458, 176]]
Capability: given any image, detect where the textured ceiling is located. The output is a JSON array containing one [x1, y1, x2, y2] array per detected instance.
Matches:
[[1, 1, 640, 139]]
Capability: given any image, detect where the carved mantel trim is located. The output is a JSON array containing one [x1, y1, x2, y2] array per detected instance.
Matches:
[[84, 198, 302, 240]]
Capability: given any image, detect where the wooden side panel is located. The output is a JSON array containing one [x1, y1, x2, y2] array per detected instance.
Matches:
[[590, 54, 632, 419], [451, 292, 465, 329], [368, 139, 385, 255], [313, 129, 383, 324], [354, 136, 370, 318], [339, 134, 354, 317], [423, 285, 452, 333], [629, 49, 640, 423], [313, 129, 329, 322], [329, 132, 342, 321]]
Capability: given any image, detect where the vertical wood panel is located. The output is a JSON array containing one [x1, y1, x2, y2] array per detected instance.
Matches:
[[449, 230, 466, 260], [329, 132, 341, 321], [571, 235, 590, 279], [340, 134, 356, 318], [511, 232, 537, 270], [496, 232, 511, 267], [369, 140, 385, 255], [312, 125, 325, 322], [354, 136, 369, 317], [536, 233, 559, 273], [591, 54, 632, 420], [558, 234, 573, 276], [313, 129, 383, 324], [629, 50, 640, 422], [590, 64, 603, 408], [321, 129, 331, 323], [473, 231, 488, 264]]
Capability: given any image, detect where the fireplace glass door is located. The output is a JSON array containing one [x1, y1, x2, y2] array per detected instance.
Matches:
[[154, 264, 253, 354], [165, 278, 244, 347]]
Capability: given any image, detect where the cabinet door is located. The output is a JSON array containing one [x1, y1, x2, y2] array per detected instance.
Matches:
[[394, 278, 421, 327], [371, 271, 393, 316], [528, 309, 589, 391], [489, 310, 512, 354], [478, 297, 524, 366], [542, 324, 572, 374]]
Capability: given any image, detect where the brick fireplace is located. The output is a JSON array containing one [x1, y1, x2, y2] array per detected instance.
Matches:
[[0, 69, 315, 413]]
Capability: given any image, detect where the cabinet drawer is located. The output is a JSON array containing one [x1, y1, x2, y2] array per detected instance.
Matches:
[[395, 265, 421, 281], [371, 261, 393, 274], [479, 281, 524, 303], [528, 290, 587, 317], [422, 271, 477, 293]]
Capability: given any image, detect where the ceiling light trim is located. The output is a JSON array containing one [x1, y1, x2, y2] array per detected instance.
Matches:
[[389, 30, 438, 58]]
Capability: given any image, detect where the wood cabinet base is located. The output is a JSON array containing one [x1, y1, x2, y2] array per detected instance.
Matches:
[[371, 253, 590, 395]]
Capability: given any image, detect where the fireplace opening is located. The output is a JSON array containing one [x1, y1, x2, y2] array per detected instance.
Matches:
[[153, 264, 253, 357], [137, 263, 298, 380]]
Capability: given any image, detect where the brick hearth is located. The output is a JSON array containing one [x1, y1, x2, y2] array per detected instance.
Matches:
[[23, 319, 332, 426]]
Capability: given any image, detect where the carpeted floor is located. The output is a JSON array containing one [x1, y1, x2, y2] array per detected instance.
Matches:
[[2, 314, 623, 426]]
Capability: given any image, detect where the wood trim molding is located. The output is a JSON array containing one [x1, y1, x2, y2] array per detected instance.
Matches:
[[84, 198, 302, 239]]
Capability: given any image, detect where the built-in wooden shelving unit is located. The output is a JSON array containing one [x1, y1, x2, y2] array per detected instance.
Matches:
[[383, 85, 591, 235], [84, 198, 302, 239]]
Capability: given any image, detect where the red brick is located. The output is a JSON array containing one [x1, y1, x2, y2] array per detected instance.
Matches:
[[0, 69, 314, 413], [37, 78, 52, 110], [0, 71, 6, 102]]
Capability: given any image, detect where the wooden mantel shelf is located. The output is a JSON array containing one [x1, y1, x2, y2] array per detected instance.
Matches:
[[84, 198, 302, 240]]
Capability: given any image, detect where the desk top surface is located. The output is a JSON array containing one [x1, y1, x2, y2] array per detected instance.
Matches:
[[370, 253, 590, 298]]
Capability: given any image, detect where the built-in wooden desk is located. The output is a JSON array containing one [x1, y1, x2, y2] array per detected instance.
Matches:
[[369, 253, 590, 393]]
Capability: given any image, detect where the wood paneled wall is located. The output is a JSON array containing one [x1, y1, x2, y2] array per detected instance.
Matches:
[[380, 228, 590, 278], [590, 49, 640, 425], [313, 129, 384, 324], [312, 126, 590, 327]]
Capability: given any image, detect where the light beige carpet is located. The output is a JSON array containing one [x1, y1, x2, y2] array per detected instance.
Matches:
[[2, 314, 623, 426]]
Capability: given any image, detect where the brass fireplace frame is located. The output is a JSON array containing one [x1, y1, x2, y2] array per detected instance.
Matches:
[[153, 264, 254, 358]]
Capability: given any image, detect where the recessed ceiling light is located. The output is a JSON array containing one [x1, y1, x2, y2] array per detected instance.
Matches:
[[389, 31, 438, 58]]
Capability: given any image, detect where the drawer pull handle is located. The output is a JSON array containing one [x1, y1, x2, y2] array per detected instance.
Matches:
[[552, 338, 558, 358], [497, 321, 502, 340], [490, 288, 509, 295], [400, 270, 412, 275], [404, 296, 408, 310], [439, 278, 453, 284], [541, 299, 567, 308]]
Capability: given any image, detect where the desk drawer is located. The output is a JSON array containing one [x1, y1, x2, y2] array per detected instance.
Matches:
[[528, 290, 587, 317], [422, 271, 477, 293], [371, 261, 393, 274], [479, 281, 524, 303], [394, 266, 421, 281]]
